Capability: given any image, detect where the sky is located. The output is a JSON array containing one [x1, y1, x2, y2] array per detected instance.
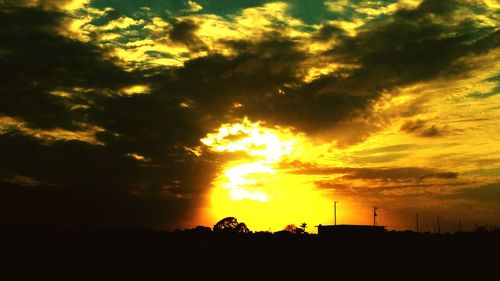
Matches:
[[0, 0, 499, 233]]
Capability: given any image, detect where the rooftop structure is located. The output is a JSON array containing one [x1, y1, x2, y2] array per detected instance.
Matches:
[[317, 224, 387, 235]]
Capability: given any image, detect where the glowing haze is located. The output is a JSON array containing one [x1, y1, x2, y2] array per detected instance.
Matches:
[[200, 118, 336, 231]]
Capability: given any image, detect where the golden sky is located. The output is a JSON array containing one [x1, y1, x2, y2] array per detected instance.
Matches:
[[0, 0, 499, 232]]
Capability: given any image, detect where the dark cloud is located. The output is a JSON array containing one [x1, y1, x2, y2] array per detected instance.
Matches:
[[400, 119, 446, 137], [0, 129, 215, 227], [168, 19, 207, 51], [351, 153, 409, 164], [266, 0, 497, 134], [464, 167, 500, 177], [332, 0, 484, 89], [287, 161, 458, 181], [359, 144, 418, 154], [175, 36, 372, 133], [82, 0, 499, 140], [177, 0, 499, 135], [313, 24, 347, 41], [0, 180, 192, 227], [0, 7, 133, 130], [457, 182, 500, 203], [313, 178, 470, 203], [0, 6, 216, 227], [147, 37, 308, 130], [468, 75, 500, 99], [314, 180, 458, 192]]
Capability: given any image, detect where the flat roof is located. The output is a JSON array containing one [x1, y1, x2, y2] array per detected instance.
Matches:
[[317, 224, 386, 228]]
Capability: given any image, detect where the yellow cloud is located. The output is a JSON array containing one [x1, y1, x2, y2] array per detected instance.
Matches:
[[9, 0, 90, 10], [126, 153, 150, 162], [101, 17, 145, 31], [483, 0, 500, 9], [394, 0, 424, 10], [324, 0, 349, 13], [92, 2, 310, 70], [144, 16, 169, 31], [49, 90, 72, 98], [120, 85, 151, 95], [326, 18, 365, 36], [0, 116, 104, 145], [326, 0, 423, 16], [62, 0, 90, 10], [59, 7, 111, 41], [347, 49, 500, 173], [186, 0, 203, 12], [356, 4, 398, 17]]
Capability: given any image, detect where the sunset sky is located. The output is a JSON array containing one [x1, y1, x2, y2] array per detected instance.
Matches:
[[0, 0, 499, 233]]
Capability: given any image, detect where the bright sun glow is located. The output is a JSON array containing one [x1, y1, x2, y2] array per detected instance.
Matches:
[[201, 118, 294, 202], [200, 118, 340, 232]]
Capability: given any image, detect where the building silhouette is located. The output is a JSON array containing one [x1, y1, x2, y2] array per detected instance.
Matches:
[[317, 224, 386, 235]]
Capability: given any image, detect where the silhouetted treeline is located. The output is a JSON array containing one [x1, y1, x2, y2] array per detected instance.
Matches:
[[1, 223, 498, 277]]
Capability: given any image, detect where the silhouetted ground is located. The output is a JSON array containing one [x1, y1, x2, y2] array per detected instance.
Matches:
[[1, 224, 498, 277]]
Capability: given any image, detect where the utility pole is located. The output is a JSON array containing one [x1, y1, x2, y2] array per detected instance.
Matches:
[[416, 212, 420, 233], [373, 206, 378, 226], [437, 216, 441, 234], [416, 212, 419, 233], [334, 201, 338, 225]]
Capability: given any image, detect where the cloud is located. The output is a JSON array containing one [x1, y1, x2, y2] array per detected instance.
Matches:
[[100, 16, 144, 31], [81, 1, 312, 69], [0, 179, 196, 227], [457, 182, 500, 202], [0, 116, 103, 144], [400, 119, 446, 137], [186, 0, 202, 12], [168, 19, 207, 51], [307, 165, 463, 199], [0, 6, 217, 227], [328, 1, 494, 90], [182, 0, 500, 136], [359, 144, 418, 154], [0, 7, 133, 130], [287, 162, 458, 181], [0, 128, 216, 227], [0, 172, 40, 187], [0, 0, 89, 11]]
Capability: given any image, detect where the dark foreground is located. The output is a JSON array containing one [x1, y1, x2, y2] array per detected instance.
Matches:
[[2, 225, 499, 277]]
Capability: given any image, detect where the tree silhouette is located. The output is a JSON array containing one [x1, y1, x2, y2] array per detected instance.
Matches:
[[235, 222, 250, 234], [284, 224, 297, 233], [213, 217, 250, 233], [283, 224, 304, 234], [300, 222, 307, 232]]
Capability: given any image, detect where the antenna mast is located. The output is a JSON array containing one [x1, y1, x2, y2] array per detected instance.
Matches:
[[334, 201, 338, 225], [373, 206, 378, 226]]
